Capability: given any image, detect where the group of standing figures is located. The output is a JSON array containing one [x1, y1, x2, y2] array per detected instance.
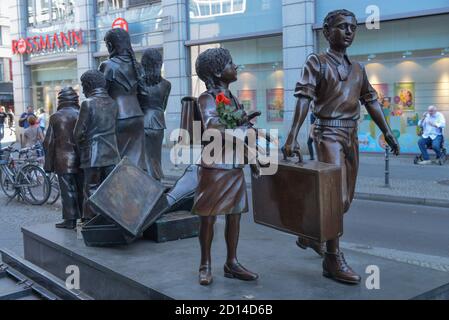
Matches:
[[43, 8, 402, 289], [43, 28, 171, 228]]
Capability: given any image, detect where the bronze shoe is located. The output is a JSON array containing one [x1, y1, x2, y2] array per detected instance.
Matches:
[[199, 265, 213, 286], [55, 219, 76, 229], [296, 236, 325, 257], [224, 262, 258, 281], [322, 251, 361, 285]]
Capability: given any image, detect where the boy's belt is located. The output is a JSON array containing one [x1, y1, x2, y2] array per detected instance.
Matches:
[[315, 118, 357, 128]]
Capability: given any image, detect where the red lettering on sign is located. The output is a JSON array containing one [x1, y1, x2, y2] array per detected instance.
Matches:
[[71, 30, 83, 45], [11, 40, 18, 54], [39, 35, 51, 51], [13, 30, 83, 55], [17, 39, 27, 54], [60, 32, 71, 47], [25, 37, 33, 54], [52, 33, 61, 49], [32, 36, 40, 52]]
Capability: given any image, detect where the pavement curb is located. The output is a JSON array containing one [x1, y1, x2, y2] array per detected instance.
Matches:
[[162, 175, 449, 209], [354, 192, 449, 208]]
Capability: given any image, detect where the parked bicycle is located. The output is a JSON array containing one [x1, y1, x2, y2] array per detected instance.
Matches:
[[0, 143, 51, 205]]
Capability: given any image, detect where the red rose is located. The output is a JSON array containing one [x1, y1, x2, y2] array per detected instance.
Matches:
[[216, 92, 226, 104], [216, 92, 231, 106], [223, 96, 231, 105]]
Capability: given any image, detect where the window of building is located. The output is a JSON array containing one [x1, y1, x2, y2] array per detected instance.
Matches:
[[27, 0, 75, 25], [190, 36, 286, 139], [128, 0, 161, 8], [189, 0, 282, 41], [317, 14, 449, 153], [0, 27, 2, 46], [0, 61, 4, 82], [96, 0, 160, 14], [31, 60, 79, 115]]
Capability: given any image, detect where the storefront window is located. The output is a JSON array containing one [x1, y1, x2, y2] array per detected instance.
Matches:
[[190, 36, 285, 138], [31, 60, 79, 115], [189, 0, 281, 41], [317, 14, 449, 153]]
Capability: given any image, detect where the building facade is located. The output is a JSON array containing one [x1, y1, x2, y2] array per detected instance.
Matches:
[[10, 0, 449, 153], [0, 2, 13, 110]]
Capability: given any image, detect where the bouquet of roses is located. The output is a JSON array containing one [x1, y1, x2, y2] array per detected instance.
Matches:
[[215, 92, 245, 129]]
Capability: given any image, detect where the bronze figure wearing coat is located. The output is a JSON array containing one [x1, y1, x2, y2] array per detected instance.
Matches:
[[138, 48, 171, 181], [99, 28, 147, 171], [43, 87, 83, 229], [282, 9, 400, 285], [193, 47, 260, 286], [74, 70, 121, 220]]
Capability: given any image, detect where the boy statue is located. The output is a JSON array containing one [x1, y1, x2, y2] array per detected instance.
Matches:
[[44, 87, 83, 229], [282, 9, 400, 284], [74, 70, 121, 221]]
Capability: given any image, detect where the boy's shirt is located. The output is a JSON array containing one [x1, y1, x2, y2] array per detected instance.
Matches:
[[295, 48, 378, 121]]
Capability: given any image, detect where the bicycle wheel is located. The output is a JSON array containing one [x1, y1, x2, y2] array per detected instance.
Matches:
[[0, 167, 18, 198], [17, 164, 51, 205], [47, 173, 61, 205]]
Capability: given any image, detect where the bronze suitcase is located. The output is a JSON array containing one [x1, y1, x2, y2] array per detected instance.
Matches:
[[251, 160, 343, 243]]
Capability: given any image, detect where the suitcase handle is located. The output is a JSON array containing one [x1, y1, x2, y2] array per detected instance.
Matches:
[[281, 146, 303, 164]]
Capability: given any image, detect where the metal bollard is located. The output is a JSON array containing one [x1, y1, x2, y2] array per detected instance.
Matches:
[[384, 145, 390, 187]]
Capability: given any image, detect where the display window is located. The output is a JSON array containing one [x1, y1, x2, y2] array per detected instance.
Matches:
[[190, 36, 286, 139], [317, 14, 449, 153]]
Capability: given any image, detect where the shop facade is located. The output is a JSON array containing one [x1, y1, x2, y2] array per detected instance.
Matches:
[[10, 0, 449, 153]]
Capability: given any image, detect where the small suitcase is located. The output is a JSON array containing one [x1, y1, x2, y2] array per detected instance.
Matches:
[[251, 159, 343, 243]]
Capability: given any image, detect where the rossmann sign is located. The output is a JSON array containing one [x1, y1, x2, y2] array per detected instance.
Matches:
[[12, 30, 83, 55]]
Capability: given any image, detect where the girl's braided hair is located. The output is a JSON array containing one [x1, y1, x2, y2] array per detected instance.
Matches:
[[104, 28, 142, 82], [141, 48, 163, 86]]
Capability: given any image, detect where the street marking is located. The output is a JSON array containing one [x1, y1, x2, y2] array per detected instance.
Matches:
[[341, 241, 449, 273]]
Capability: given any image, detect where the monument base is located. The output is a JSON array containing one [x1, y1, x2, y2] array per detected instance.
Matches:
[[21, 217, 449, 300]]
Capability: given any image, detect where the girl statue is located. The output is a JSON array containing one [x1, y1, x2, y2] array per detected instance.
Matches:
[[99, 28, 146, 170], [138, 48, 171, 181]]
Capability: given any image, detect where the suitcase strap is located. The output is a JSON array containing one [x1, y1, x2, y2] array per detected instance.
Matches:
[[315, 118, 357, 128]]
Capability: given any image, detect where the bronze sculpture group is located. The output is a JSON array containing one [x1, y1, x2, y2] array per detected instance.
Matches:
[[43, 9, 400, 288]]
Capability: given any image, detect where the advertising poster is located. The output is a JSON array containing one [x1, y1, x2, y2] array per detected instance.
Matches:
[[358, 83, 419, 153], [372, 83, 391, 117], [394, 82, 415, 113], [237, 90, 257, 114], [266, 88, 284, 122]]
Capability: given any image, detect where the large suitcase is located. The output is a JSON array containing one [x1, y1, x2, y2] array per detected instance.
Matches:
[[84, 157, 166, 246], [251, 160, 343, 243]]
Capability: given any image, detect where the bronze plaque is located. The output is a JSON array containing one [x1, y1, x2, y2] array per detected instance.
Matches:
[[251, 160, 343, 243], [89, 157, 165, 237]]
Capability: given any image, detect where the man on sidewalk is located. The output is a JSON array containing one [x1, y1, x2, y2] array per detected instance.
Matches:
[[417, 105, 446, 165]]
